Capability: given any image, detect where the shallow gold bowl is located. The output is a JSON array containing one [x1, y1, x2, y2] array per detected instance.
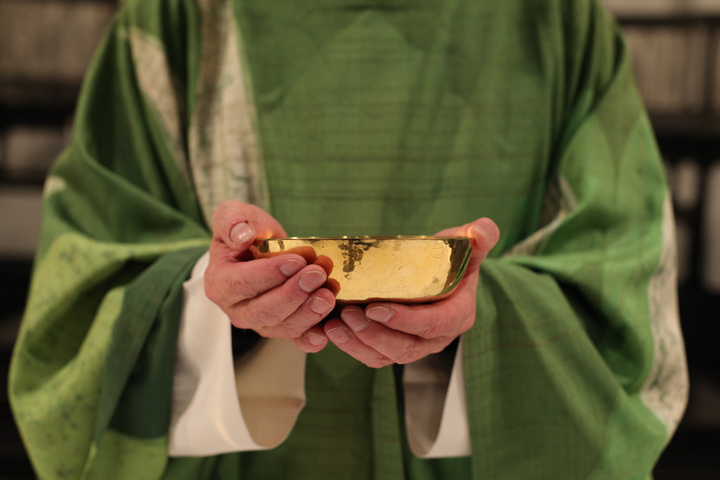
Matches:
[[253, 236, 471, 303]]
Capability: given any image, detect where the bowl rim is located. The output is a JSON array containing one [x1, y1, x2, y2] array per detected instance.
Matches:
[[256, 235, 470, 241]]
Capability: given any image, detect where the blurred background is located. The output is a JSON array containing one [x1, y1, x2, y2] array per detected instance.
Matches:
[[1, 0, 719, 478]]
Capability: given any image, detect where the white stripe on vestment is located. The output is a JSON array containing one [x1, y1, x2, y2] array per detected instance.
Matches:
[[504, 174, 578, 258], [641, 194, 689, 438], [189, 0, 265, 224], [127, 26, 191, 183]]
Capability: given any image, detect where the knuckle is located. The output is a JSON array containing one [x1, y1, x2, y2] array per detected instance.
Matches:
[[247, 299, 285, 327], [420, 320, 447, 340], [288, 284, 313, 304], [458, 315, 475, 334], [231, 313, 257, 331], [358, 329, 385, 349], [203, 262, 220, 288], [428, 339, 450, 355], [212, 200, 241, 224], [204, 283, 221, 306], [204, 278, 226, 307], [364, 356, 392, 369], [228, 271, 256, 299], [210, 202, 233, 236], [278, 322, 304, 340], [204, 263, 240, 305], [250, 325, 278, 339], [420, 302, 473, 339], [394, 343, 423, 365]]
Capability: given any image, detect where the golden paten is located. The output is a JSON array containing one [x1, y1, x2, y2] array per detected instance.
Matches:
[[253, 236, 472, 303]]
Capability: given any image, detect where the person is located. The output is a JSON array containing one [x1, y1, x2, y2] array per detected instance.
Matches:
[[9, 0, 689, 478]]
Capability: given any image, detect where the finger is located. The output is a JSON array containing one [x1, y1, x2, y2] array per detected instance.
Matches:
[[204, 253, 309, 306], [323, 317, 395, 368], [435, 217, 500, 272], [359, 297, 474, 341], [269, 286, 336, 339], [329, 308, 450, 366], [211, 200, 287, 251], [464, 218, 500, 272], [230, 264, 329, 327], [294, 323, 330, 353]]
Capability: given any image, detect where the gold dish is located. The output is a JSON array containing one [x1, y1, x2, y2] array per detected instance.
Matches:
[[252, 236, 471, 303]]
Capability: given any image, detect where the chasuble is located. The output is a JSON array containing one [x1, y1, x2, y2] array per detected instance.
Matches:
[[10, 0, 688, 478]]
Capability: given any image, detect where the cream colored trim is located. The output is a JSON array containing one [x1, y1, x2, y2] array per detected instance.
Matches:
[[189, 0, 264, 224], [404, 338, 471, 458], [641, 194, 689, 437], [126, 26, 190, 182], [505, 172, 689, 438], [233, 339, 307, 448], [43, 175, 67, 197], [505, 175, 578, 258]]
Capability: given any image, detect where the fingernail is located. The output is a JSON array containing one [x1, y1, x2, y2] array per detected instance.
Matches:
[[280, 258, 305, 277], [471, 223, 497, 246], [230, 222, 254, 245], [298, 270, 326, 292], [342, 309, 369, 332], [309, 296, 332, 315], [307, 332, 326, 347], [327, 326, 350, 344], [366, 306, 392, 323]]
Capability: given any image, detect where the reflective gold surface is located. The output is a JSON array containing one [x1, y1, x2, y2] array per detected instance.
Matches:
[[253, 236, 471, 303]]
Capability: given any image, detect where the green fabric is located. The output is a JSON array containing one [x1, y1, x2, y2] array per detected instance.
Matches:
[[9, 0, 685, 479], [9, 2, 211, 478], [104, 247, 207, 439], [85, 431, 169, 480]]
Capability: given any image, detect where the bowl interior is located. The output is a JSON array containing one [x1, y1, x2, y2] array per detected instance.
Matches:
[[253, 236, 471, 303]]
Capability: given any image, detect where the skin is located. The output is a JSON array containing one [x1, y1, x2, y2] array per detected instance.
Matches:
[[205, 200, 500, 368]]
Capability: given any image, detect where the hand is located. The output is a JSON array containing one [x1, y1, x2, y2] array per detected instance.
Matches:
[[321, 218, 500, 368], [204, 200, 335, 352]]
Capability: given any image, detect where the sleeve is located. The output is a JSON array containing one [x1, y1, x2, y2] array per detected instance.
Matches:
[[463, 2, 688, 478], [169, 252, 307, 456], [403, 338, 471, 458], [7, 2, 214, 479]]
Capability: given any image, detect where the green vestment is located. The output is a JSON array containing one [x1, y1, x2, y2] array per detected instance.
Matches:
[[10, 0, 688, 479]]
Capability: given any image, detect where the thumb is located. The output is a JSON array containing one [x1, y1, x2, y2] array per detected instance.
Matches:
[[464, 218, 500, 273], [436, 218, 499, 273], [211, 200, 287, 251]]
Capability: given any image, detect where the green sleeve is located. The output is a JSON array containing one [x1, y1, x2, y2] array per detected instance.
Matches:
[[8, 1, 211, 479], [463, 3, 687, 479]]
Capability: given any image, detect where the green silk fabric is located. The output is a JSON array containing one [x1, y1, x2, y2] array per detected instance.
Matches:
[[9, 0, 685, 479]]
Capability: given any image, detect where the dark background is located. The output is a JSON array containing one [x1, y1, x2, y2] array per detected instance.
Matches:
[[1, 1, 719, 478]]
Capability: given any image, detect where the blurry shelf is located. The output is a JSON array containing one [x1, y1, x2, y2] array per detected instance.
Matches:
[[618, 13, 720, 24], [605, 0, 720, 22], [651, 113, 720, 144], [0, 79, 81, 113]]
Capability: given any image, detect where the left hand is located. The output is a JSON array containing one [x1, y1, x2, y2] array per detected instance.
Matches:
[[322, 218, 500, 368]]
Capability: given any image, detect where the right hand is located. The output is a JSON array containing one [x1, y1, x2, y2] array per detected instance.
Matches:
[[204, 200, 335, 352]]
